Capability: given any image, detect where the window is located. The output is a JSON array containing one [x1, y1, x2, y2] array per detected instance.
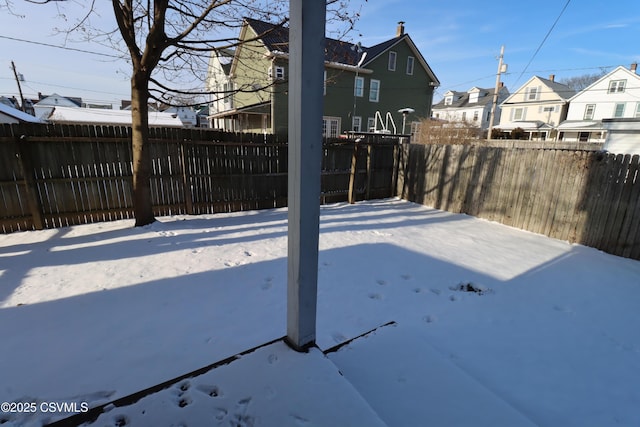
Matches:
[[388, 51, 397, 71], [584, 104, 595, 120], [608, 80, 626, 93], [542, 106, 555, 112], [527, 86, 540, 101], [322, 117, 341, 138], [268, 65, 285, 80], [469, 92, 479, 103], [406, 56, 415, 75], [367, 117, 375, 131], [444, 96, 453, 106], [473, 111, 479, 122], [614, 103, 625, 118], [513, 107, 525, 121], [352, 116, 362, 132], [461, 112, 467, 121], [354, 76, 364, 97], [369, 79, 380, 102], [223, 82, 234, 109]]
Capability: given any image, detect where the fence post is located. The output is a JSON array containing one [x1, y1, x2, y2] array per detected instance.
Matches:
[[365, 144, 373, 200], [348, 141, 359, 204], [15, 136, 44, 230], [179, 141, 194, 215]]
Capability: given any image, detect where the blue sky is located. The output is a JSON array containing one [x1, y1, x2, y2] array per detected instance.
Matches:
[[1, 0, 639, 107]]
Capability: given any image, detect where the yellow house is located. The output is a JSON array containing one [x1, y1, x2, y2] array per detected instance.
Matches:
[[497, 75, 575, 140]]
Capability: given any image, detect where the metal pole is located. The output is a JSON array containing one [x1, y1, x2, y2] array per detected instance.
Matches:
[[286, 0, 326, 351], [487, 45, 504, 139]]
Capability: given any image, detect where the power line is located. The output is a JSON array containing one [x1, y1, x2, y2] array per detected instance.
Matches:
[[512, 0, 571, 86], [0, 34, 122, 58]]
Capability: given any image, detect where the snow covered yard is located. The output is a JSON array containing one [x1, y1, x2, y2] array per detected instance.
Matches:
[[1, 198, 639, 426]]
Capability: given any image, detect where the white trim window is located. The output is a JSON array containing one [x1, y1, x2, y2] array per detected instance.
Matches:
[[584, 104, 595, 120], [369, 79, 380, 102], [367, 117, 375, 132], [354, 76, 364, 97], [352, 116, 362, 132], [513, 107, 525, 121], [608, 80, 626, 93], [406, 56, 415, 75], [388, 51, 397, 71], [322, 116, 341, 138], [269, 65, 285, 80], [614, 103, 625, 118], [444, 95, 453, 106], [526, 86, 541, 101]]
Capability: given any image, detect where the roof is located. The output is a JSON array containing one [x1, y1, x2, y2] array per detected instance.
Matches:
[[243, 18, 439, 83], [568, 65, 640, 102], [503, 76, 575, 104], [556, 120, 602, 130], [44, 106, 184, 127], [433, 87, 503, 109], [497, 120, 552, 131], [0, 102, 44, 123]]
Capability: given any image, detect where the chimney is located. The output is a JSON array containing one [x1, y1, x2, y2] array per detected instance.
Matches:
[[396, 21, 405, 37], [549, 74, 555, 82], [631, 63, 638, 74]]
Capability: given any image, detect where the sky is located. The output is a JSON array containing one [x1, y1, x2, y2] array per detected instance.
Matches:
[[1, 0, 639, 107], [1, 199, 639, 426]]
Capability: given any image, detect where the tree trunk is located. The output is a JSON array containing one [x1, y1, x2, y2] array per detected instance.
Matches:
[[131, 71, 155, 226]]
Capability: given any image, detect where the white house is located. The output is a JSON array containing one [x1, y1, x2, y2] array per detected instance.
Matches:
[[431, 85, 509, 131], [498, 75, 575, 140], [206, 49, 234, 130], [558, 64, 640, 143], [33, 93, 82, 120], [162, 106, 199, 127]]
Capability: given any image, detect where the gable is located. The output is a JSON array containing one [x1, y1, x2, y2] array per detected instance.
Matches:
[[569, 66, 640, 102], [503, 76, 574, 104], [238, 18, 439, 84]]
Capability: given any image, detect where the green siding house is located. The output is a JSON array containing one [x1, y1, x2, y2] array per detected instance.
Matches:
[[208, 19, 440, 138]]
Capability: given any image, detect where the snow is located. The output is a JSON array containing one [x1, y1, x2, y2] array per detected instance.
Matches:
[[1, 198, 639, 426]]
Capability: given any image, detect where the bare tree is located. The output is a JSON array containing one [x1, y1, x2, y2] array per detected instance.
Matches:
[[4, 0, 363, 226], [559, 69, 608, 91]]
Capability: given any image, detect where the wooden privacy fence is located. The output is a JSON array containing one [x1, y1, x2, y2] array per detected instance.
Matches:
[[0, 124, 398, 233], [398, 143, 640, 260]]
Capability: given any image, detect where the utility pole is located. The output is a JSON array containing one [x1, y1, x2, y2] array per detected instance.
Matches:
[[11, 61, 26, 112], [488, 45, 506, 139]]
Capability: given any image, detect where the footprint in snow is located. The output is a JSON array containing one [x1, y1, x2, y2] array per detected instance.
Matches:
[[114, 415, 129, 427], [368, 292, 383, 300], [196, 384, 222, 398]]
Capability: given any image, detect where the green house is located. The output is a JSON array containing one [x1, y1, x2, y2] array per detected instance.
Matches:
[[208, 19, 440, 138]]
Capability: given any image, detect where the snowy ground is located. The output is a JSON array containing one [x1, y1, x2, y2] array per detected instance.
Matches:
[[0, 198, 639, 426]]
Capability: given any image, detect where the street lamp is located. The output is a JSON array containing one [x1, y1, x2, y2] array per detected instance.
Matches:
[[398, 107, 415, 135]]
